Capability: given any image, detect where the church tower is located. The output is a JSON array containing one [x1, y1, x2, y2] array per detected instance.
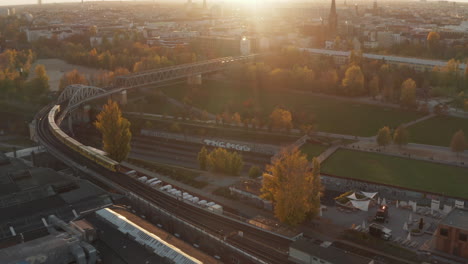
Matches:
[[329, 0, 338, 36]]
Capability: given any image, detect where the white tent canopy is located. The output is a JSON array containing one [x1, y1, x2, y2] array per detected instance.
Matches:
[[361, 191, 378, 199], [350, 200, 371, 211], [346, 193, 358, 200]]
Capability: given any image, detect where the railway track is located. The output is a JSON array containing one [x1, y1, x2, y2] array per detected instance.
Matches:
[[36, 105, 294, 264]]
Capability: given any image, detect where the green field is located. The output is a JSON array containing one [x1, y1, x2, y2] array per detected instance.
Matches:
[[322, 149, 468, 199], [408, 116, 468, 147], [161, 81, 424, 137], [300, 143, 329, 160], [123, 96, 181, 116]]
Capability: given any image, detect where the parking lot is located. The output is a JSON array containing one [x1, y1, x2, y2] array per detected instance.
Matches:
[[322, 200, 442, 250]]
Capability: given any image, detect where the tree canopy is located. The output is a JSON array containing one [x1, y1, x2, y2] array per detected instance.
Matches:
[[261, 148, 321, 226], [270, 107, 293, 131], [393, 126, 409, 147], [342, 65, 365, 96], [450, 130, 467, 155], [376, 126, 392, 148], [94, 99, 132, 162], [400, 78, 417, 107], [59, 69, 88, 92]]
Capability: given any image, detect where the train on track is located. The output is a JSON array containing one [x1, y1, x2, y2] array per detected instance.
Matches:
[[48, 105, 120, 172]]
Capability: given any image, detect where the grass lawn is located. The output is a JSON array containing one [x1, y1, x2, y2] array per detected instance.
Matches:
[[300, 143, 329, 160], [123, 96, 181, 116], [322, 149, 468, 199], [408, 116, 468, 148], [161, 81, 424, 137]]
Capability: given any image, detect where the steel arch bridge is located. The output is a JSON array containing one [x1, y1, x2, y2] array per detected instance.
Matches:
[[57, 54, 260, 114], [58, 84, 107, 107], [115, 54, 259, 88]]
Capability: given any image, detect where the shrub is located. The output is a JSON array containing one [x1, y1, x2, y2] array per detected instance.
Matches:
[[248, 165, 262, 178]]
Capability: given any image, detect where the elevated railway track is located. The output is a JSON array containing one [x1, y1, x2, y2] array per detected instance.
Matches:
[[36, 103, 293, 264]]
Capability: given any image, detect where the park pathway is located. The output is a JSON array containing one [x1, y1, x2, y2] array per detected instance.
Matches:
[[316, 145, 340, 163], [401, 113, 436, 128]]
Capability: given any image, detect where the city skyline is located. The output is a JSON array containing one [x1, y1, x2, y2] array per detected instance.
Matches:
[[5, 0, 468, 7]]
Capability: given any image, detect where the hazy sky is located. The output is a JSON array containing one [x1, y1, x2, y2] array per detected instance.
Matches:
[[2, 0, 468, 7]]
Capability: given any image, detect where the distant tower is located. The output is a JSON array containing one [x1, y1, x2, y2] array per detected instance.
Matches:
[[373, 0, 378, 11], [328, 0, 338, 36], [203, 0, 207, 9], [355, 4, 359, 16], [38, 0, 42, 5]]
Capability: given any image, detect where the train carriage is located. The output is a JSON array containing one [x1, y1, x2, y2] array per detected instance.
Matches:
[[48, 104, 119, 172]]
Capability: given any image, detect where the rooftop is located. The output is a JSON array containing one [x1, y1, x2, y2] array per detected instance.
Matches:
[[290, 238, 376, 264], [440, 208, 468, 230]]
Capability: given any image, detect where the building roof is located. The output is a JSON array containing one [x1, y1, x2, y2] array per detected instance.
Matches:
[[440, 208, 468, 230], [96, 208, 220, 264], [300, 48, 467, 70], [290, 238, 374, 264]]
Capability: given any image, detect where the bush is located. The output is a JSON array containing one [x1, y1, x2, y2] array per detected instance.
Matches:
[[207, 148, 244, 176], [248, 165, 262, 178]]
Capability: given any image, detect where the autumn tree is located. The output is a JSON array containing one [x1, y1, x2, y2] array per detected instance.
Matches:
[[197, 146, 208, 170], [450, 130, 467, 156], [59, 69, 88, 92], [207, 148, 244, 176], [28, 64, 49, 97], [309, 157, 322, 218], [427, 31, 440, 54], [342, 65, 365, 96], [261, 148, 320, 226], [232, 112, 242, 125], [369, 75, 380, 99], [400, 78, 417, 107], [270, 107, 293, 131], [376, 126, 392, 148], [393, 126, 409, 147], [94, 99, 132, 162]]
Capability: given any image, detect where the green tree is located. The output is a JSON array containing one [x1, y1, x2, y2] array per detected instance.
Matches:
[[376, 126, 392, 148], [342, 65, 365, 96], [400, 78, 417, 107], [450, 130, 467, 156], [94, 99, 132, 162], [228, 152, 244, 176], [393, 126, 409, 147], [248, 165, 261, 178], [197, 146, 209, 170], [261, 148, 320, 226]]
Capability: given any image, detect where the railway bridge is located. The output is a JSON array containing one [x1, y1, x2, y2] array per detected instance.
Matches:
[[53, 54, 259, 132]]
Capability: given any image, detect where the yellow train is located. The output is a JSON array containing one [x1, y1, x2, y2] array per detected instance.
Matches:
[[48, 105, 120, 172]]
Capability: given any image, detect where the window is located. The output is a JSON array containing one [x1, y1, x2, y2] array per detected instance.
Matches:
[[460, 233, 467, 242], [440, 228, 448, 237]]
